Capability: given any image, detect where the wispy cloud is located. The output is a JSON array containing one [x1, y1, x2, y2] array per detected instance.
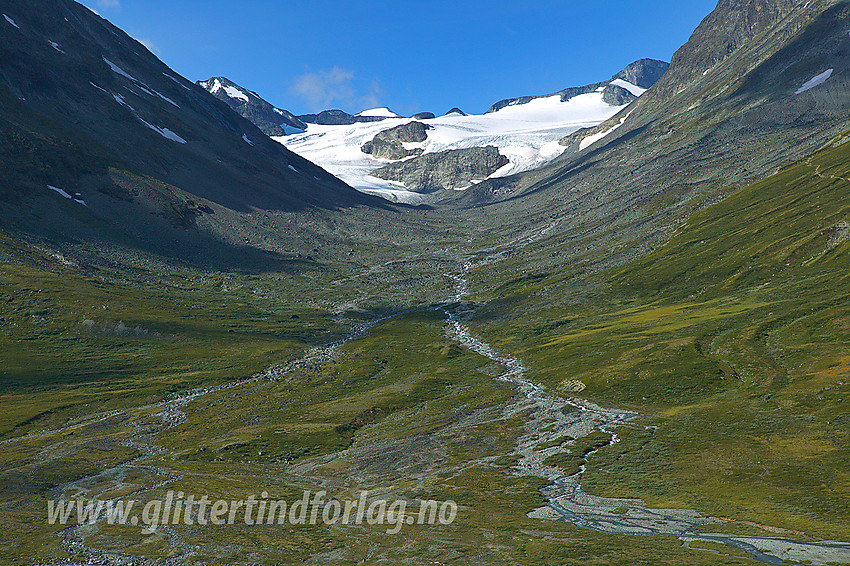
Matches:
[[81, 0, 119, 15], [360, 79, 384, 112], [292, 67, 355, 112], [135, 37, 159, 54], [291, 67, 384, 113]]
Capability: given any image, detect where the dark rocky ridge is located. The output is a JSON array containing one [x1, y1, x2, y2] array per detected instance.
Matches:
[[653, 0, 811, 101], [361, 121, 432, 160], [612, 58, 671, 88], [554, 0, 844, 156], [198, 76, 306, 136], [371, 146, 509, 193], [298, 109, 390, 125], [0, 0, 382, 266]]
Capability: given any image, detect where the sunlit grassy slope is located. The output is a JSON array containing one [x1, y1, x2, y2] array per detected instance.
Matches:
[[472, 135, 850, 539], [0, 240, 343, 439]]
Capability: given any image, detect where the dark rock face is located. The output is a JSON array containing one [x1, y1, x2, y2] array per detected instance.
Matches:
[[602, 85, 637, 106], [411, 112, 436, 120], [445, 107, 467, 116], [361, 121, 432, 160], [458, 0, 850, 270], [298, 109, 388, 125], [613, 59, 670, 88], [362, 140, 422, 161], [486, 58, 669, 114], [198, 77, 306, 136], [654, 0, 807, 99], [0, 0, 377, 262], [371, 146, 509, 193]]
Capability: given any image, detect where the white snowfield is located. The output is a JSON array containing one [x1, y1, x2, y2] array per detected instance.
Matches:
[[278, 84, 643, 203], [356, 107, 400, 118], [796, 69, 833, 94]]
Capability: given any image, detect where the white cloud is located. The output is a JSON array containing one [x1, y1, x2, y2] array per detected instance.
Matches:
[[291, 67, 384, 113], [135, 37, 159, 54], [359, 79, 384, 112], [80, 0, 119, 15], [292, 67, 355, 112]]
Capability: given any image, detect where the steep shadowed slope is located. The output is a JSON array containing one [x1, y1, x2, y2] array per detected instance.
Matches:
[[0, 0, 383, 263]]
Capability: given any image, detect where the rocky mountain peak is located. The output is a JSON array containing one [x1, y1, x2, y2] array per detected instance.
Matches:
[[612, 58, 670, 88], [198, 76, 306, 136]]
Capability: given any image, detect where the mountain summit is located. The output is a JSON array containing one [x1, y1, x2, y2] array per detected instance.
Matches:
[[199, 76, 306, 136]]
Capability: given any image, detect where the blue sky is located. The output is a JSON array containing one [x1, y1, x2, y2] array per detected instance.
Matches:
[[82, 0, 718, 116]]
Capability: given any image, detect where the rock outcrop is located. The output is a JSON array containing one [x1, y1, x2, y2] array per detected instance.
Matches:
[[371, 146, 508, 193], [601, 84, 637, 106], [298, 109, 388, 125], [361, 121, 432, 160], [613, 58, 671, 89]]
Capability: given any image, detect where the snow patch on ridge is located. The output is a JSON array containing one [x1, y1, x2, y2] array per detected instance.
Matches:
[[112, 93, 131, 109], [103, 58, 139, 82], [152, 89, 179, 108], [138, 118, 187, 144], [48, 185, 73, 200], [357, 107, 400, 118], [223, 85, 249, 103], [609, 79, 646, 96], [3, 14, 19, 28], [104, 59, 180, 108], [48, 186, 86, 206], [796, 69, 833, 94], [579, 113, 630, 151], [203, 79, 249, 103], [164, 73, 192, 91]]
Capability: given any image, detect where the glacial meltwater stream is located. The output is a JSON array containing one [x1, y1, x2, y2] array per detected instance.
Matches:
[[444, 264, 850, 566]]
